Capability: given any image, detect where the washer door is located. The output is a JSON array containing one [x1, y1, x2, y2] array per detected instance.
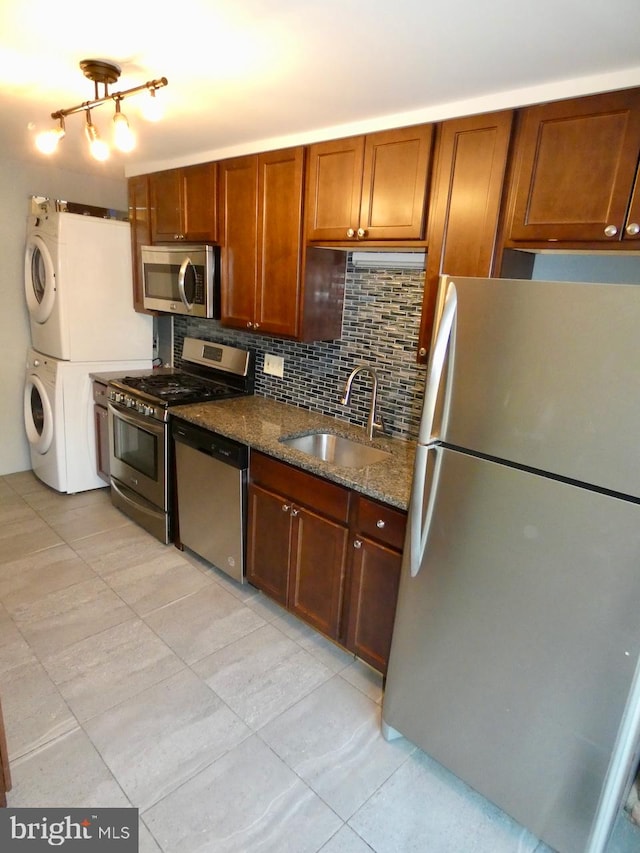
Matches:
[[24, 373, 54, 455], [24, 233, 56, 324]]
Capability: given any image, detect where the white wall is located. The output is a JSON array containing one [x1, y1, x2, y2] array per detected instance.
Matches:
[[0, 158, 127, 475]]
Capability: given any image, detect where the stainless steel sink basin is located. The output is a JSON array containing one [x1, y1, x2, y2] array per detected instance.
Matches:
[[279, 432, 390, 467]]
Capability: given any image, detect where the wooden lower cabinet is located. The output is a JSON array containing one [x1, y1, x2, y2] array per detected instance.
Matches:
[[0, 696, 11, 806], [344, 496, 406, 674], [247, 452, 406, 672]]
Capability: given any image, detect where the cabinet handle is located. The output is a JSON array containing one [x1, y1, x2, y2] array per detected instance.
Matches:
[[604, 224, 618, 237], [346, 228, 356, 238], [291, 508, 299, 517], [376, 519, 385, 529], [282, 504, 291, 512], [357, 228, 367, 239], [626, 222, 640, 236], [353, 539, 362, 549]]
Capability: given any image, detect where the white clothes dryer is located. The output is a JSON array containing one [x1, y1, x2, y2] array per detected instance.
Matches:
[[24, 201, 153, 362], [24, 348, 153, 494]]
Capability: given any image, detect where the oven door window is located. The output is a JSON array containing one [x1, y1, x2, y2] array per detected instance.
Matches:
[[113, 417, 158, 480]]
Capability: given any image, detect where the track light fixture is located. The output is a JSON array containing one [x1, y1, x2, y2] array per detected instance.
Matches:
[[35, 59, 168, 161]]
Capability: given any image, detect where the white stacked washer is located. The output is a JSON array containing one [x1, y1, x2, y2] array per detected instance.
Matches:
[[23, 199, 153, 493]]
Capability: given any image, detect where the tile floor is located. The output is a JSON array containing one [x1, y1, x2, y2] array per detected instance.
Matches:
[[1, 471, 638, 852]]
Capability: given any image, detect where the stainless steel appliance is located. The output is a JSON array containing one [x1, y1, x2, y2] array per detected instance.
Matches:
[[141, 244, 218, 317], [172, 421, 248, 583], [382, 275, 640, 853], [108, 338, 253, 542]]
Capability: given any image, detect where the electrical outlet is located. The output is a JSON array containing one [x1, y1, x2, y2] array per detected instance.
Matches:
[[263, 353, 284, 378]]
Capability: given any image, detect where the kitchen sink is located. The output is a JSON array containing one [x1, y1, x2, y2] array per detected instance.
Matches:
[[279, 432, 390, 467]]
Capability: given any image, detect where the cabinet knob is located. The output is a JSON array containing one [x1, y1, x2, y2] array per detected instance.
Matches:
[[376, 519, 385, 529], [357, 228, 367, 239], [418, 346, 427, 358], [174, 234, 185, 240], [346, 228, 356, 238], [254, 322, 260, 329], [603, 224, 618, 237], [246, 322, 253, 329], [626, 222, 640, 236], [353, 539, 362, 549], [291, 508, 299, 517], [282, 504, 291, 512]]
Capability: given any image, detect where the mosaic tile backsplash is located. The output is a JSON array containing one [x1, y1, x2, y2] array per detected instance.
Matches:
[[173, 256, 428, 441]]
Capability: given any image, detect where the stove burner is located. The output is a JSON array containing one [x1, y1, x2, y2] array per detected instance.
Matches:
[[117, 372, 235, 405]]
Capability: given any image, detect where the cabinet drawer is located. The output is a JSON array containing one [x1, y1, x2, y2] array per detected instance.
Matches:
[[250, 451, 350, 523], [93, 380, 109, 407], [355, 496, 406, 550]]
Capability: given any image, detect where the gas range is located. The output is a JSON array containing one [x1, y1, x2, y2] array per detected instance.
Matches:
[[108, 338, 255, 421], [107, 338, 254, 544]]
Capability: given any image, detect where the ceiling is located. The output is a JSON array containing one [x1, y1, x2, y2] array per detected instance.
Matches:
[[3, 0, 640, 180]]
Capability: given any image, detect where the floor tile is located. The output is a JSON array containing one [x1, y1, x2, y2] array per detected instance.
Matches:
[[272, 610, 356, 673], [319, 825, 375, 853], [0, 604, 35, 674], [261, 675, 414, 820], [72, 523, 174, 578], [339, 659, 385, 704], [84, 668, 250, 810], [43, 500, 133, 543], [41, 617, 185, 722], [23, 483, 110, 515], [0, 657, 76, 760], [0, 514, 63, 564], [143, 734, 342, 853], [99, 550, 211, 616], [349, 747, 542, 853], [0, 543, 97, 611], [2, 471, 45, 497], [7, 727, 131, 808], [143, 583, 266, 665], [7, 576, 133, 656], [193, 622, 333, 730]]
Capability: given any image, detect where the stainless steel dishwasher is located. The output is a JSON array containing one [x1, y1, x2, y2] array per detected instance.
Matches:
[[172, 419, 248, 584]]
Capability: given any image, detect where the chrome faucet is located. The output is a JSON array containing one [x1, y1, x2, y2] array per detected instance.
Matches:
[[340, 365, 386, 440]]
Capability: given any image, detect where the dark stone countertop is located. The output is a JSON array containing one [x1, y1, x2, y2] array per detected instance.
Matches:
[[170, 396, 415, 511]]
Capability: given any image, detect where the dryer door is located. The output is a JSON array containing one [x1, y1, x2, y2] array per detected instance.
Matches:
[[24, 373, 54, 454], [24, 233, 56, 324]]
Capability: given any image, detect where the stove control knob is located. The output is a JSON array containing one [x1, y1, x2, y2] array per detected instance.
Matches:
[[126, 397, 135, 408]]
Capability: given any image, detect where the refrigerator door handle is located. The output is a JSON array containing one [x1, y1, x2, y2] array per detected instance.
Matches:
[[409, 443, 443, 576], [418, 280, 457, 445]]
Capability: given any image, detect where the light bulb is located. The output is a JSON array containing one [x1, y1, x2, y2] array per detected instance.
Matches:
[[85, 113, 110, 161], [141, 88, 163, 122], [113, 108, 135, 153], [35, 120, 65, 155]]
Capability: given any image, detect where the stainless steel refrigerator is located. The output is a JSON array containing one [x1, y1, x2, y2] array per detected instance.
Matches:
[[382, 275, 640, 853]]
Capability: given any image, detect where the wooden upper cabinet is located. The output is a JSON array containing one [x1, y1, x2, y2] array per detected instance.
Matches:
[[127, 174, 151, 313], [305, 124, 433, 244], [150, 162, 217, 243], [417, 110, 514, 361], [505, 89, 640, 244], [220, 147, 345, 341]]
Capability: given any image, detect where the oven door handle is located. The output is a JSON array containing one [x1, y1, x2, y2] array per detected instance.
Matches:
[[107, 402, 166, 438]]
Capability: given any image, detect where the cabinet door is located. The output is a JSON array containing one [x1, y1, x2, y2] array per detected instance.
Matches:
[[624, 168, 640, 241], [219, 155, 259, 330], [288, 505, 349, 640], [246, 483, 292, 605], [182, 162, 218, 241], [417, 110, 514, 361], [150, 169, 182, 242], [359, 124, 433, 241], [305, 136, 365, 242], [0, 696, 10, 807], [507, 89, 640, 243], [127, 175, 151, 313], [347, 538, 401, 674], [256, 147, 304, 336]]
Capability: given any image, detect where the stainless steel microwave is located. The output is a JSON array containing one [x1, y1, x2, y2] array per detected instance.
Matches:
[[141, 244, 218, 318]]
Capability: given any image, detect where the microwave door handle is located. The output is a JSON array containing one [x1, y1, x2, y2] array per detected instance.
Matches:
[[178, 257, 194, 311]]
